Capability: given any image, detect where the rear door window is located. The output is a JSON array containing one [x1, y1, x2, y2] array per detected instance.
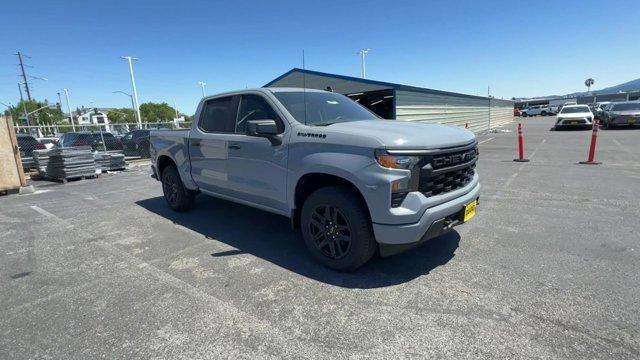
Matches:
[[199, 96, 236, 133]]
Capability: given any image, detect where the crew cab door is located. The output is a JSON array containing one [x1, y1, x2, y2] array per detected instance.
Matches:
[[189, 95, 239, 194], [225, 93, 289, 214]]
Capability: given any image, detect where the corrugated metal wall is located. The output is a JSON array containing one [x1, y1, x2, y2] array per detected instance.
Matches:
[[489, 98, 514, 128], [265, 69, 515, 133], [395, 90, 513, 133], [266, 71, 389, 94]]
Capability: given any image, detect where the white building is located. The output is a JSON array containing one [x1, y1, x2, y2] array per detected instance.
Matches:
[[76, 108, 112, 126]]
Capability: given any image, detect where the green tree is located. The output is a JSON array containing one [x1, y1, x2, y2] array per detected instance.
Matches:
[[8, 99, 65, 126], [107, 108, 136, 124], [139, 102, 176, 123]]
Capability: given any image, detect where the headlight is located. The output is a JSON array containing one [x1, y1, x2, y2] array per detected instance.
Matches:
[[374, 150, 420, 170]]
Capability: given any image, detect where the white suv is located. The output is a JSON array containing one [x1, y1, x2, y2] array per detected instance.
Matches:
[[522, 105, 552, 117], [555, 105, 594, 129]]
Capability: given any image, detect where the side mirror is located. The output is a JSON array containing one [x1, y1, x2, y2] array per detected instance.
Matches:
[[246, 119, 281, 145]]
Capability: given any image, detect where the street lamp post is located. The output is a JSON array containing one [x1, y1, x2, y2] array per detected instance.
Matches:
[[357, 49, 371, 79], [121, 56, 142, 127], [198, 81, 206, 98], [63, 88, 76, 131], [113, 90, 137, 123]]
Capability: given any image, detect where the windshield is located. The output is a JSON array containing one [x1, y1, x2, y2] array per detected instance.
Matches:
[[560, 106, 590, 114], [273, 91, 379, 126], [612, 103, 640, 111]]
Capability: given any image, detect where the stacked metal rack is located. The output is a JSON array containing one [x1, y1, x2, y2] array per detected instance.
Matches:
[[32, 149, 53, 176], [44, 147, 98, 182], [94, 152, 127, 172]]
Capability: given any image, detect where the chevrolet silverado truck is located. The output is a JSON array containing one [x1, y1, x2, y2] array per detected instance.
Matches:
[[150, 88, 480, 270]]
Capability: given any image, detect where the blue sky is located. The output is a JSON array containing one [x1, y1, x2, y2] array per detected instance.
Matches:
[[1, 0, 638, 115]]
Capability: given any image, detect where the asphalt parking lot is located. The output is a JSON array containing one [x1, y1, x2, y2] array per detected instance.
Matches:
[[1, 117, 639, 359]]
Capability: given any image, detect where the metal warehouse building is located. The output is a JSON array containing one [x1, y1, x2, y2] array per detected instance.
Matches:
[[265, 68, 514, 133]]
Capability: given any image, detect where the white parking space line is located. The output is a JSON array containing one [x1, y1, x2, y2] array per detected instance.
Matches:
[[478, 137, 495, 145], [29, 205, 59, 219], [612, 138, 622, 146]]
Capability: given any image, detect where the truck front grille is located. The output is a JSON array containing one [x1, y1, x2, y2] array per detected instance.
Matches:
[[417, 145, 477, 198], [419, 164, 475, 197]]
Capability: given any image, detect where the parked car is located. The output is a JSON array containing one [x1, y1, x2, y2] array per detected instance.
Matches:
[[548, 105, 561, 114], [521, 105, 552, 117], [38, 137, 59, 149], [58, 132, 124, 151], [593, 102, 610, 121], [122, 130, 151, 157], [554, 105, 594, 129], [150, 88, 480, 271], [601, 101, 640, 128], [17, 133, 45, 158], [16, 133, 45, 170]]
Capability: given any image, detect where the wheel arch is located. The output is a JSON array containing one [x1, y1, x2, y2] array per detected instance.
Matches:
[[291, 172, 370, 230]]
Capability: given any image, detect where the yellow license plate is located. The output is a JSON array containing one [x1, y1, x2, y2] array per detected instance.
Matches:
[[463, 200, 477, 222]]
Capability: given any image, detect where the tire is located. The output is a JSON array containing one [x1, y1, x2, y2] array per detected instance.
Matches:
[[161, 165, 195, 212], [522, 113, 528, 117], [541, 111, 547, 116], [300, 186, 377, 271]]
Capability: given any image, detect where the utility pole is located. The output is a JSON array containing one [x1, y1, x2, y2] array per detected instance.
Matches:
[[198, 81, 206, 98], [357, 49, 371, 79], [63, 88, 76, 131], [15, 52, 32, 101], [121, 56, 142, 127], [18, 83, 29, 126]]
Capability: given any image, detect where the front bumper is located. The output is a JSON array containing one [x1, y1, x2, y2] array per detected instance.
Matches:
[[610, 117, 638, 126], [372, 181, 480, 251], [557, 118, 592, 126]]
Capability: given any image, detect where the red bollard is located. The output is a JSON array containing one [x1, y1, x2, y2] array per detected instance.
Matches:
[[579, 121, 601, 165], [513, 123, 530, 162]]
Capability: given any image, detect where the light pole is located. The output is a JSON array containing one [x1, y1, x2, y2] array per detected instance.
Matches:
[[63, 88, 76, 131], [357, 49, 371, 78], [198, 81, 207, 98], [121, 56, 142, 127], [113, 90, 137, 123]]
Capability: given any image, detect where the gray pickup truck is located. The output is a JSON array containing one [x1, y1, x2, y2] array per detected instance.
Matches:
[[150, 88, 479, 270]]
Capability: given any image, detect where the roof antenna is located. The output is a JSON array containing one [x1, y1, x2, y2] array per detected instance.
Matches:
[[302, 49, 307, 125]]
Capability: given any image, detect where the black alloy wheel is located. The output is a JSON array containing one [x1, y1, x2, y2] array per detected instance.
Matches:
[[163, 172, 179, 206], [161, 165, 195, 212], [308, 205, 352, 259]]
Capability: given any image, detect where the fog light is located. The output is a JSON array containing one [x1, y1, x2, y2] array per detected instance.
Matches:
[[391, 178, 409, 192]]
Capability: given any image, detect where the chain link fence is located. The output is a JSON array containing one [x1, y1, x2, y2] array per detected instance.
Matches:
[[14, 122, 191, 174]]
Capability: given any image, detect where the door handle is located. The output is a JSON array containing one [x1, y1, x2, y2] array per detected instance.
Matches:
[[228, 144, 241, 150], [191, 140, 201, 147]]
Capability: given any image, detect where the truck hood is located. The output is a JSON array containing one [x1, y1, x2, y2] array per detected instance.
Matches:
[[322, 120, 476, 149]]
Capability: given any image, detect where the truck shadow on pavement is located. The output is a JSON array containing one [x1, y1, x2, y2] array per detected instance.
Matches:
[[136, 195, 460, 289]]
